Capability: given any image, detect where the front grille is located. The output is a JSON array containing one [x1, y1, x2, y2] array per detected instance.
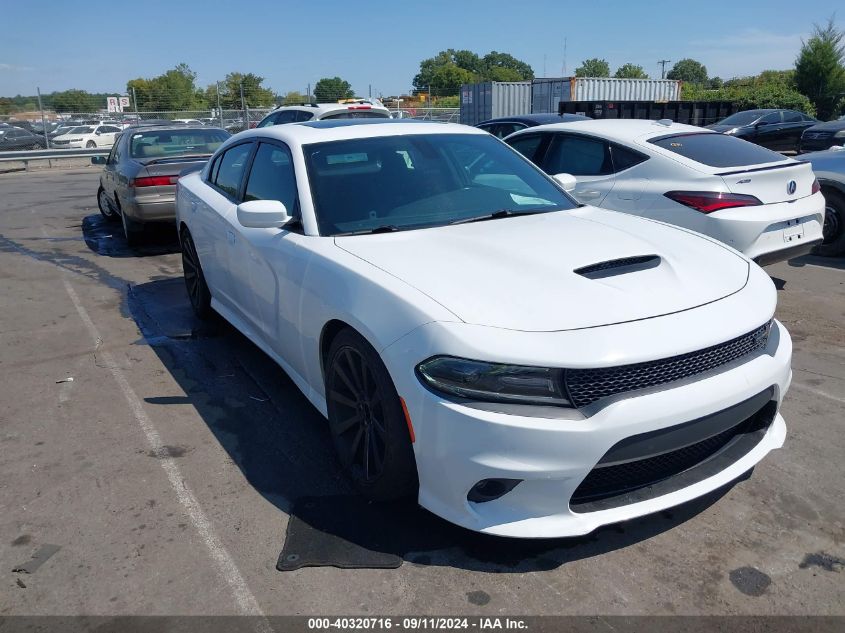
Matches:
[[571, 400, 776, 507], [804, 132, 831, 140], [564, 323, 770, 408]]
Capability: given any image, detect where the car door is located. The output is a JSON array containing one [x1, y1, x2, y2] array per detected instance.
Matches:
[[230, 140, 307, 367], [190, 141, 255, 313], [96, 125, 121, 147], [781, 110, 809, 151], [541, 133, 616, 204], [101, 141, 120, 202], [753, 112, 783, 149]]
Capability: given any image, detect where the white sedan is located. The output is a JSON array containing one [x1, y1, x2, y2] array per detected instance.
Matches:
[[506, 119, 825, 266], [175, 120, 792, 538], [50, 124, 123, 149]]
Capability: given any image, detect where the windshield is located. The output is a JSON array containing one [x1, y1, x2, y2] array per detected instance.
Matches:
[[69, 126, 94, 134], [129, 129, 230, 159], [716, 111, 765, 126], [304, 133, 577, 236]]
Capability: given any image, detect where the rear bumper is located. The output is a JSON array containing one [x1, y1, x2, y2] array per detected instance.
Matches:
[[753, 238, 823, 266], [705, 192, 825, 260], [122, 193, 176, 223], [799, 139, 843, 153]]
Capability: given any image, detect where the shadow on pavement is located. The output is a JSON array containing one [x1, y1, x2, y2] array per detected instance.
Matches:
[[127, 277, 748, 573], [788, 253, 845, 270], [82, 214, 180, 258]]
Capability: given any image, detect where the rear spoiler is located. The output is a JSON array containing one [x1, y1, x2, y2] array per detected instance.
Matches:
[[716, 161, 803, 177]]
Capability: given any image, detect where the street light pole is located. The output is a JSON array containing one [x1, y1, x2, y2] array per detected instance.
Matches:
[[36, 87, 49, 148]]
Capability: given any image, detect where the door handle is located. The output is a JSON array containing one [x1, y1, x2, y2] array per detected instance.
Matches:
[[227, 230, 236, 245], [577, 189, 602, 200], [190, 199, 198, 213]]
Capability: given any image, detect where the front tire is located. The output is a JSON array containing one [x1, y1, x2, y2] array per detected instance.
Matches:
[[180, 228, 213, 319], [97, 188, 119, 220], [325, 329, 418, 501], [86, 140, 96, 148], [815, 189, 845, 257]]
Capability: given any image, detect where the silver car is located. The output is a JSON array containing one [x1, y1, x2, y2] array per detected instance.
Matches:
[[93, 125, 229, 245], [804, 148, 845, 257]]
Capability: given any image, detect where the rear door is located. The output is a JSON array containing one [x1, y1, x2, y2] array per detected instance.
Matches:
[[753, 112, 784, 150], [541, 133, 616, 204]]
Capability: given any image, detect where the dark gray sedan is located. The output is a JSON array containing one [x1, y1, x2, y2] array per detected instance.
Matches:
[[93, 125, 229, 245], [804, 148, 845, 257]]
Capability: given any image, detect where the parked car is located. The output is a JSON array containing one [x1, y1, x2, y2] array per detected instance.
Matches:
[[798, 118, 845, 153], [92, 124, 230, 245], [256, 102, 391, 127], [172, 118, 205, 126], [1, 120, 35, 132], [0, 126, 48, 150], [50, 124, 123, 149], [506, 119, 825, 265], [476, 113, 589, 138], [175, 119, 792, 538], [707, 109, 817, 152], [804, 148, 845, 256]]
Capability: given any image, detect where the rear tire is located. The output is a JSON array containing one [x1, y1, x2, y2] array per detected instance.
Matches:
[[121, 208, 143, 247], [325, 328, 418, 501], [180, 228, 213, 319], [86, 140, 96, 148], [815, 189, 845, 257]]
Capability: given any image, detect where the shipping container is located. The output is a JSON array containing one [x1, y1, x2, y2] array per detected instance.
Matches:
[[459, 81, 531, 126], [531, 77, 682, 113], [558, 100, 741, 127]]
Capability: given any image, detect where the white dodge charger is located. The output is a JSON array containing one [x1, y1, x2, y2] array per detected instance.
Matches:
[[506, 119, 825, 266], [175, 120, 792, 538]]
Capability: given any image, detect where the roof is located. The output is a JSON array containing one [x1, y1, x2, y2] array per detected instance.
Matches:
[[223, 120, 486, 147], [479, 113, 589, 125], [511, 118, 709, 143], [123, 125, 227, 133]]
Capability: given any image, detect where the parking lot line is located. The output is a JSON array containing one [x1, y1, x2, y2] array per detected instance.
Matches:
[[791, 381, 845, 405], [59, 274, 272, 629]]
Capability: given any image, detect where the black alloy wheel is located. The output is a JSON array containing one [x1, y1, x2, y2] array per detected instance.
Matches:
[[180, 229, 212, 319], [326, 329, 417, 500], [815, 189, 845, 257]]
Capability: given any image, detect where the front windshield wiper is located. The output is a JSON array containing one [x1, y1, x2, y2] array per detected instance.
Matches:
[[448, 209, 544, 226], [336, 224, 401, 236]]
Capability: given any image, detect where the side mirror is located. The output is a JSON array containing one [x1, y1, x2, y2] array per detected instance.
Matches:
[[91, 156, 106, 165], [237, 199, 290, 229], [553, 173, 577, 192], [756, 120, 769, 127]]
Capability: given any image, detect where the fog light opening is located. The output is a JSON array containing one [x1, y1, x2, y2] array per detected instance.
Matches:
[[467, 478, 522, 503]]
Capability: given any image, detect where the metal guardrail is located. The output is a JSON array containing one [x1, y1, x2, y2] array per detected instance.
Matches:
[[0, 147, 110, 164]]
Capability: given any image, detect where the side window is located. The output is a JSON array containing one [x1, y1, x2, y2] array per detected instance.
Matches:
[[256, 113, 278, 128], [275, 111, 298, 124], [106, 143, 118, 164], [213, 143, 253, 199], [544, 134, 612, 176], [494, 123, 524, 139], [295, 110, 314, 122], [611, 144, 648, 172], [321, 111, 350, 120], [506, 133, 545, 162], [783, 111, 802, 123], [760, 112, 781, 125], [244, 143, 298, 217]]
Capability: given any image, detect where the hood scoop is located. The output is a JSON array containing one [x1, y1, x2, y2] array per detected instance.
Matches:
[[574, 255, 661, 279]]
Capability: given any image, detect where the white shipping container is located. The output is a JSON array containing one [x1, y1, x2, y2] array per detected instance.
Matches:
[[460, 82, 531, 126], [531, 77, 682, 113]]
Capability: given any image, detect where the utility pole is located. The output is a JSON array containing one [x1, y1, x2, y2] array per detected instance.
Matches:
[[131, 86, 138, 113], [368, 84, 372, 98], [36, 87, 48, 149], [307, 83, 311, 103], [658, 59, 671, 79], [240, 82, 247, 131], [216, 82, 223, 127]]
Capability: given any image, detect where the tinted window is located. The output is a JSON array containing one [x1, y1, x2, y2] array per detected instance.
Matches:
[[783, 111, 802, 123], [544, 134, 612, 176], [99, 126, 121, 133], [760, 112, 781, 125], [717, 111, 764, 126], [244, 143, 298, 214], [295, 110, 314, 122], [129, 129, 229, 158], [304, 134, 576, 236], [611, 144, 648, 172], [214, 143, 253, 198], [321, 110, 390, 120], [276, 111, 298, 124], [649, 133, 784, 167], [506, 134, 545, 161]]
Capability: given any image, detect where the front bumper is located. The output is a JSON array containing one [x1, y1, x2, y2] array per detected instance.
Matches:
[[705, 192, 825, 262], [383, 317, 791, 538]]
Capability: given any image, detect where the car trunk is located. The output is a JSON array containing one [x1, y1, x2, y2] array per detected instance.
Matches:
[[134, 155, 211, 197], [716, 161, 816, 204]]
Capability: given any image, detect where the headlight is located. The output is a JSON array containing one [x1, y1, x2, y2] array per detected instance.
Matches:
[[416, 356, 572, 407], [725, 127, 739, 135], [834, 130, 845, 139]]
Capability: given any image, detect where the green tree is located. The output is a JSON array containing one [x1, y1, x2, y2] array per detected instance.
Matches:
[[314, 77, 354, 102], [667, 58, 708, 84], [127, 63, 206, 111], [413, 49, 534, 94], [708, 77, 724, 89], [280, 91, 307, 105], [614, 63, 648, 79], [50, 89, 101, 112], [795, 17, 845, 120], [575, 58, 610, 77]]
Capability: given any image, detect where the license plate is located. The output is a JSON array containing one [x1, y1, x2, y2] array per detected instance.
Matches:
[[783, 219, 804, 243]]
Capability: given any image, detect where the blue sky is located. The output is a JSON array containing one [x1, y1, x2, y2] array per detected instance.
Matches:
[[0, 0, 841, 97]]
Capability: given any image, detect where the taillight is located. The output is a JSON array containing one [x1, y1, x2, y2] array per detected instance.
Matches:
[[131, 175, 179, 187], [664, 191, 762, 214], [348, 105, 371, 110], [811, 178, 820, 195]]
